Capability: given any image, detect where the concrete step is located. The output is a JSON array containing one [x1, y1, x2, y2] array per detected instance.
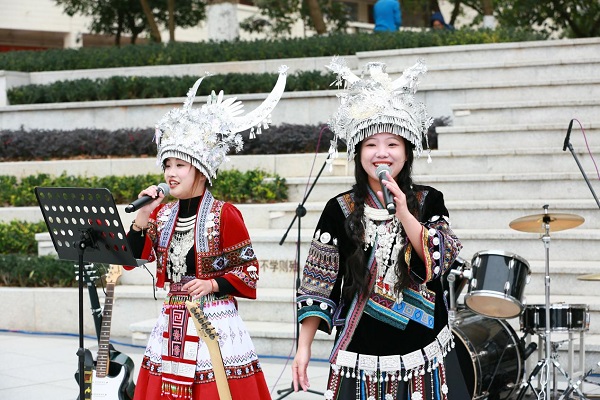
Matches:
[[0, 153, 344, 179], [455, 228, 600, 263], [284, 172, 600, 203], [358, 38, 600, 72], [413, 148, 600, 175], [453, 98, 600, 127], [422, 79, 600, 118], [423, 59, 600, 88], [436, 122, 600, 150], [6, 145, 600, 182], [2, 76, 595, 131]]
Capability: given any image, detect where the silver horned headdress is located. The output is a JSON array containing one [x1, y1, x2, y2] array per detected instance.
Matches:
[[326, 57, 433, 161], [154, 65, 288, 183]]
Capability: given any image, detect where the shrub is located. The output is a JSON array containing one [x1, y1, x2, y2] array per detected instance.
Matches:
[[0, 124, 341, 161], [0, 254, 76, 287], [0, 170, 287, 207], [0, 220, 48, 254], [7, 70, 335, 105], [0, 29, 546, 73]]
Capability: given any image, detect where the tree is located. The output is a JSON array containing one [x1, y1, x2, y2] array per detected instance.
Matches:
[[493, 0, 600, 38], [240, 0, 349, 37], [140, 0, 162, 42], [55, 0, 206, 45], [447, 0, 600, 37]]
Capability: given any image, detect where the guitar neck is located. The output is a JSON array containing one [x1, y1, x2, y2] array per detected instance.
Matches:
[[95, 280, 115, 378], [185, 301, 232, 400], [95, 265, 122, 379]]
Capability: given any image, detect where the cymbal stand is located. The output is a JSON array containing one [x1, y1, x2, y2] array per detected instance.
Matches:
[[550, 341, 588, 400], [517, 350, 589, 400], [541, 204, 552, 399]]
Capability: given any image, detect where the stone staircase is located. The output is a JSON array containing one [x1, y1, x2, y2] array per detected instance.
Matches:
[[1, 38, 600, 375]]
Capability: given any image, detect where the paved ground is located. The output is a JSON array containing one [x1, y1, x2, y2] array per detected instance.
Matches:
[[0, 329, 330, 399], [4, 329, 600, 399]]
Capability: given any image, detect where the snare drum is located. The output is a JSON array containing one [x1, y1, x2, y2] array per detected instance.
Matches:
[[465, 250, 531, 319], [521, 303, 590, 334]]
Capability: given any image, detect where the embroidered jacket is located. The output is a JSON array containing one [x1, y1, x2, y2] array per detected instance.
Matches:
[[130, 190, 258, 299], [297, 185, 462, 362]]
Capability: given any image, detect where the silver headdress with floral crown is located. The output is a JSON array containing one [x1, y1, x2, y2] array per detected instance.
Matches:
[[326, 57, 433, 161], [154, 65, 288, 183]]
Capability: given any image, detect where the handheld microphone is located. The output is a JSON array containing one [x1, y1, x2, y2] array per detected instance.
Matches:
[[562, 119, 574, 151], [125, 183, 170, 213], [375, 165, 396, 215]]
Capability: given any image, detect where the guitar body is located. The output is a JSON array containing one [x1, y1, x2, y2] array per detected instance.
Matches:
[[108, 349, 136, 400], [90, 362, 129, 400], [75, 347, 136, 400]]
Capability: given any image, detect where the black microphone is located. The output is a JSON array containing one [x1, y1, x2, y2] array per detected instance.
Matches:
[[375, 165, 396, 215], [125, 183, 170, 213], [563, 119, 574, 151]]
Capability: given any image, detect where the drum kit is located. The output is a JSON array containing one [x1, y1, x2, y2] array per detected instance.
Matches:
[[445, 205, 590, 400]]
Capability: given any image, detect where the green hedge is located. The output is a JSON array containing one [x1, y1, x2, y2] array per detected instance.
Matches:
[[0, 29, 546, 73], [0, 170, 287, 207], [7, 70, 334, 105], [0, 220, 47, 254], [0, 254, 77, 287]]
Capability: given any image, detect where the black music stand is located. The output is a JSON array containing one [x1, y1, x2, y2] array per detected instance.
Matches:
[[35, 187, 147, 400]]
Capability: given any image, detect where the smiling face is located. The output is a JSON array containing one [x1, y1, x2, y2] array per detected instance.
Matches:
[[360, 132, 407, 192], [163, 157, 207, 199]]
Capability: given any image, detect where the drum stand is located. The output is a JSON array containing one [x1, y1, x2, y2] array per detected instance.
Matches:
[[517, 342, 588, 400], [510, 205, 585, 400]]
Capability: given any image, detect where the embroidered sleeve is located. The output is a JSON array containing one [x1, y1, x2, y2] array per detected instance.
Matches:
[[217, 203, 259, 299], [298, 239, 339, 333], [124, 205, 162, 271], [297, 196, 349, 334], [406, 189, 462, 284]]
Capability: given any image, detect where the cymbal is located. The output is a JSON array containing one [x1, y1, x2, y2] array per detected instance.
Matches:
[[509, 212, 584, 233], [578, 273, 600, 281]]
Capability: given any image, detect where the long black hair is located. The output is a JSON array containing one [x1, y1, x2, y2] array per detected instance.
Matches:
[[342, 137, 419, 302]]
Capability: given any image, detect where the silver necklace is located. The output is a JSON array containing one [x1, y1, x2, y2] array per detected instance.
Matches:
[[168, 215, 196, 283], [364, 205, 404, 299]]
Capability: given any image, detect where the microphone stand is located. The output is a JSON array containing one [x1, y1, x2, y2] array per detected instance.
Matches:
[[563, 123, 600, 210], [276, 155, 330, 399]]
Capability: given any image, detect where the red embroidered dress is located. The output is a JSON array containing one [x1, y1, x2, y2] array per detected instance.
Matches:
[[128, 191, 270, 400]]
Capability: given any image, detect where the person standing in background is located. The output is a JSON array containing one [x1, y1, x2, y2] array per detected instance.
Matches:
[[373, 0, 402, 32], [430, 11, 454, 31]]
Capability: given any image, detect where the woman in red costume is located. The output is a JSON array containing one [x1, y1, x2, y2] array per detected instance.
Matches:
[[127, 66, 288, 400]]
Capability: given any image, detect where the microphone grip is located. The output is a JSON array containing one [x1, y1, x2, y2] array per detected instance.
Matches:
[[381, 186, 396, 214], [125, 196, 153, 213], [563, 119, 574, 151], [125, 183, 169, 213]]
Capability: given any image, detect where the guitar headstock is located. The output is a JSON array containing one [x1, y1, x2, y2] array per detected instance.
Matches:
[[75, 263, 100, 286], [106, 264, 123, 285], [185, 301, 219, 343]]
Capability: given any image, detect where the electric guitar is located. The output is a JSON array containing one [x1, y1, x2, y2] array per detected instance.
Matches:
[[185, 301, 232, 400], [75, 264, 136, 400]]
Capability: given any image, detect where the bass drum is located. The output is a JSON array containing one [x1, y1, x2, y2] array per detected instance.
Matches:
[[452, 309, 524, 400]]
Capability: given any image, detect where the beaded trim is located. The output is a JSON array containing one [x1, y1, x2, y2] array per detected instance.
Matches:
[[326, 325, 454, 400]]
